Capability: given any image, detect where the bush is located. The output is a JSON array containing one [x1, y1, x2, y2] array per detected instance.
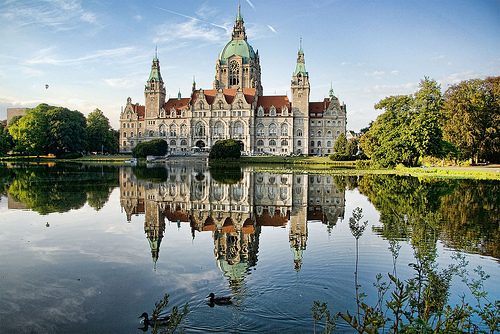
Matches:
[[132, 139, 168, 158], [355, 159, 372, 169], [209, 139, 241, 159], [329, 153, 350, 161]]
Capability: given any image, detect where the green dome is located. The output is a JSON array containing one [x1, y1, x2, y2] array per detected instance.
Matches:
[[218, 39, 256, 65]]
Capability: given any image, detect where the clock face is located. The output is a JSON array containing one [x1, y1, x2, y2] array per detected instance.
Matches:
[[230, 60, 239, 72]]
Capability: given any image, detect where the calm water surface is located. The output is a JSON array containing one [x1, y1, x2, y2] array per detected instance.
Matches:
[[0, 163, 498, 333]]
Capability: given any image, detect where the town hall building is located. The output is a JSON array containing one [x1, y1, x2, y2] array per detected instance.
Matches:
[[119, 9, 346, 156]]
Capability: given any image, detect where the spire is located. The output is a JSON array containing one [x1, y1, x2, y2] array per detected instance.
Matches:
[[178, 89, 181, 100], [329, 83, 335, 100], [154, 46, 158, 61], [293, 39, 307, 77], [232, 6, 246, 40]]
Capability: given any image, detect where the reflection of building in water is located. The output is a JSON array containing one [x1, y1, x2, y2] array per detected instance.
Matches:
[[119, 165, 345, 279]]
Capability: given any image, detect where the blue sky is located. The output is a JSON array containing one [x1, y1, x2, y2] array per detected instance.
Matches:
[[1, 0, 499, 131]]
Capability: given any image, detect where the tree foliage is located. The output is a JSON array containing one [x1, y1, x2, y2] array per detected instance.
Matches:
[[209, 139, 242, 159], [442, 76, 500, 163], [86, 108, 118, 154], [132, 139, 168, 158], [333, 132, 347, 154], [359, 77, 444, 167], [46, 107, 87, 156]]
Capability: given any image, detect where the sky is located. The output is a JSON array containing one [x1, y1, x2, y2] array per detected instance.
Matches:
[[1, 0, 499, 132]]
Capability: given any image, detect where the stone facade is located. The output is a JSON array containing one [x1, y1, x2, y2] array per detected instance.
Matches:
[[119, 9, 346, 156]]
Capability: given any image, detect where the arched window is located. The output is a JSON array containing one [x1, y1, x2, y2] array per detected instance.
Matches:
[[327, 141, 332, 147], [297, 129, 303, 137], [170, 124, 177, 137], [281, 139, 288, 146], [338, 121, 342, 126], [149, 130, 154, 137], [196, 122, 205, 136], [281, 123, 288, 136], [327, 130, 332, 137], [317, 130, 322, 137], [215, 121, 224, 136], [269, 123, 277, 136], [229, 60, 239, 86], [327, 121, 331, 126], [257, 140, 264, 146], [170, 140, 176, 146], [256, 123, 264, 136], [270, 106, 276, 116], [159, 124, 166, 137], [317, 141, 321, 147], [257, 106, 264, 117], [311, 141, 314, 147], [269, 140, 276, 146], [297, 140, 302, 146], [233, 121, 243, 136], [181, 124, 187, 136], [181, 139, 187, 146]]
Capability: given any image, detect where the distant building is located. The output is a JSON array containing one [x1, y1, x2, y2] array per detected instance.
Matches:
[[6, 108, 30, 125], [119, 8, 347, 156]]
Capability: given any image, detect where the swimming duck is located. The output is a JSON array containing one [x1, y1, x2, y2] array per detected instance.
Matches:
[[138, 312, 170, 327], [206, 293, 232, 305]]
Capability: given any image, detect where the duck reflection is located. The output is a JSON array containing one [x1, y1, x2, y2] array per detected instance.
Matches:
[[119, 164, 345, 282]]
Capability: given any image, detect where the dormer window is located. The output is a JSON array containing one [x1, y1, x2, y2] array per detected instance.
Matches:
[[257, 106, 264, 117], [270, 106, 276, 116]]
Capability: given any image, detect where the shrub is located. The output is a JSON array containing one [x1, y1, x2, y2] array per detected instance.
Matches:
[[132, 139, 168, 158], [209, 139, 241, 159], [329, 153, 350, 161]]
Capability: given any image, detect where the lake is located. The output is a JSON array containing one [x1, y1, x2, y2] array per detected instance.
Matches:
[[0, 162, 499, 333]]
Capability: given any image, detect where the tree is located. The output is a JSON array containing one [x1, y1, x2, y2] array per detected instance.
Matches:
[[346, 138, 359, 157], [0, 125, 10, 156], [359, 78, 445, 167], [8, 105, 49, 155], [132, 139, 168, 158], [46, 107, 87, 156], [86, 108, 117, 154], [333, 132, 347, 154], [209, 139, 241, 159], [442, 76, 500, 163]]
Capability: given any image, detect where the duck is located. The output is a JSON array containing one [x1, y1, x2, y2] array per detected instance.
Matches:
[[206, 293, 233, 305], [138, 312, 170, 328]]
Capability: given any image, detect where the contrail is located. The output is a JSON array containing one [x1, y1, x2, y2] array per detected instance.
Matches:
[[154, 6, 228, 32], [245, 0, 256, 11]]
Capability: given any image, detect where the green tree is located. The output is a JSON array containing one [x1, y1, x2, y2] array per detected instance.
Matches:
[[346, 137, 359, 157], [333, 132, 347, 154], [442, 76, 500, 163], [132, 139, 168, 158], [46, 107, 87, 156], [359, 78, 444, 167], [8, 105, 49, 155], [0, 123, 10, 156], [209, 139, 241, 159], [86, 108, 117, 154]]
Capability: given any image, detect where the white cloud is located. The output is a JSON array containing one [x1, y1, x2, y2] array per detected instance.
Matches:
[[267, 25, 277, 33], [134, 14, 142, 21], [391, 70, 399, 75], [364, 71, 385, 76], [154, 19, 229, 44], [26, 47, 137, 66], [362, 82, 419, 95]]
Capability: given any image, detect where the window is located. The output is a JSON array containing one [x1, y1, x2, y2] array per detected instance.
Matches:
[[338, 121, 342, 126], [170, 124, 177, 137], [327, 141, 332, 147], [269, 123, 277, 136], [170, 140, 176, 146], [196, 123, 205, 136], [181, 139, 187, 146], [327, 130, 332, 137], [257, 106, 264, 117], [317, 141, 321, 147], [257, 139, 264, 146], [297, 129, 303, 137], [233, 121, 243, 136], [269, 140, 276, 146], [257, 123, 264, 136], [214, 121, 224, 136], [311, 141, 314, 147], [270, 106, 276, 116], [159, 124, 166, 137], [281, 123, 288, 136], [281, 139, 288, 146], [297, 140, 302, 146], [317, 131, 322, 137], [181, 124, 187, 136], [149, 130, 154, 136]]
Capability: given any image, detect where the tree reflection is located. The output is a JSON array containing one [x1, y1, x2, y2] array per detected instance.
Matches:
[[5, 163, 118, 214], [358, 174, 500, 260]]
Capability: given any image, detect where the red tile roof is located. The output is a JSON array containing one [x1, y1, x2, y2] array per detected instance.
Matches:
[[257, 95, 291, 115], [133, 105, 145, 119], [191, 88, 256, 106], [164, 98, 191, 115], [256, 208, 289, 226], [309, 98, 330, 117]]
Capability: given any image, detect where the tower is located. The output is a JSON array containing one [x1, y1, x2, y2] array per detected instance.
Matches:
[[214, 7, 263, 95], [291, 40, 310, 155], [145, 49, 166, 118]]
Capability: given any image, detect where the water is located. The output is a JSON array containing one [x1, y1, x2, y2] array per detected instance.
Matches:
[[0, 163, 498, 333]]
